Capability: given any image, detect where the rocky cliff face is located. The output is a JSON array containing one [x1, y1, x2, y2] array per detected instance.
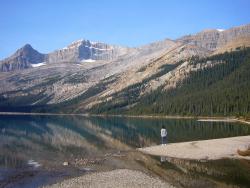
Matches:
[[1, 24, 250, 72], [46, 39, 130, 63], [0, 40, 130, 72], [0, 23, 250, 112], [0, 44, 45, 72], [178, 24, 250, 51]]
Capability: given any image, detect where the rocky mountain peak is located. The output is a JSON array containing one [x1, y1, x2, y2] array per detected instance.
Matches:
[[65, 39, 85, 49], [22, 43, 33, 49], [0, 44, 45, 72], [177, 24, 250, 51], [63, 39, 113, 51], [47, 39, 128, 63], [14, 44, 39, 57], [1, 24, 250, 72]]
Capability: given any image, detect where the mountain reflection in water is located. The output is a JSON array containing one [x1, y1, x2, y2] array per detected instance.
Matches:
[[1, 115, 250, 169]]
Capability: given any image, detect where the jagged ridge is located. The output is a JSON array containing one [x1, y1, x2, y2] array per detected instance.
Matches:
[[0, 23, 250, 115]]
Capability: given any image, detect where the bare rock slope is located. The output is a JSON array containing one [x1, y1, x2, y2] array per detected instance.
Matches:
[[0, 24, 250, 112], [0, 44, 45, 72]]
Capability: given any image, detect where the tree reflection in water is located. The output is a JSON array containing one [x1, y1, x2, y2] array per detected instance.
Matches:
[[0, 115, 250, 169]]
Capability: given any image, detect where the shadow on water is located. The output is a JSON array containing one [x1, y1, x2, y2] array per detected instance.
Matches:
[[159, 157, 250, 188], [89, 116, 250, 148], [0, 115, 250, 187]]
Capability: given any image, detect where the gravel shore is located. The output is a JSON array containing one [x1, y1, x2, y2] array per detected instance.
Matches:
[[43, 169, 174, 188], [139, 135, 250, 160]]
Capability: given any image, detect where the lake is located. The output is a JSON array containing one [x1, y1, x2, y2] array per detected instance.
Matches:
[[0, 115, 250, 187]]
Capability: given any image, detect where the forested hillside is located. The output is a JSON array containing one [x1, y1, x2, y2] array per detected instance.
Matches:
[[94, 48, 250, 117]]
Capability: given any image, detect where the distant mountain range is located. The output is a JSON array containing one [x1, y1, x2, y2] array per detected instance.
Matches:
[[1, 24, 250, 116], [1, 24, 250, 72], [0, 40, 130, 71]]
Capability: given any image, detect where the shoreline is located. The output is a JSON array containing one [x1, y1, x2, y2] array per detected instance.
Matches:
[[1, 111, 250, 125], [1, 112, 250, 187], [138, 135, 250, 161], [43, 169, 175, 188], [0, 112, 90, 116], [0, 112, 249, 124]]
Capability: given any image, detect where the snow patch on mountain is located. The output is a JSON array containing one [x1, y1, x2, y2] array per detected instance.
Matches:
[[85, 46, 112, 51], [217, 29, 225, 32], [31, 62, 46, 67], [81, 59, 96, 63]]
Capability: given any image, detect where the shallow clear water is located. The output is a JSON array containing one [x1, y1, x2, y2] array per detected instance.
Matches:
[[0, 115, 250, 187]]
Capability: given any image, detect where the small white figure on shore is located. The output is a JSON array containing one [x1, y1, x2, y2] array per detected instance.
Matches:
[[161, 126, 167, 146], [63, 161, 69, 166]]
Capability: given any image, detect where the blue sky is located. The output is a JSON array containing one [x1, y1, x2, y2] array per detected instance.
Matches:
[[0, 0, 250, 59]]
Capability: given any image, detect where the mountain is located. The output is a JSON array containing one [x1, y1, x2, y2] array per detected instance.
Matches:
[[94, 47, 250, 116], [46, 39, 130, 63], [0, 40, 130, 72], [0, 23, 250, 117], [0, 44, 45, 72], [177, 24, 250, 51], [2, 24, 250, 72]]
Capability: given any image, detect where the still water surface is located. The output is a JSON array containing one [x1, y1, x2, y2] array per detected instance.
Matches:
[[0, 115, 250, 187], [1, 115, 250, 167]]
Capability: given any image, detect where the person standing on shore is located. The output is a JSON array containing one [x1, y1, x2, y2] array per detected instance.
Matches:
[[161, 126, 167, 145]]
